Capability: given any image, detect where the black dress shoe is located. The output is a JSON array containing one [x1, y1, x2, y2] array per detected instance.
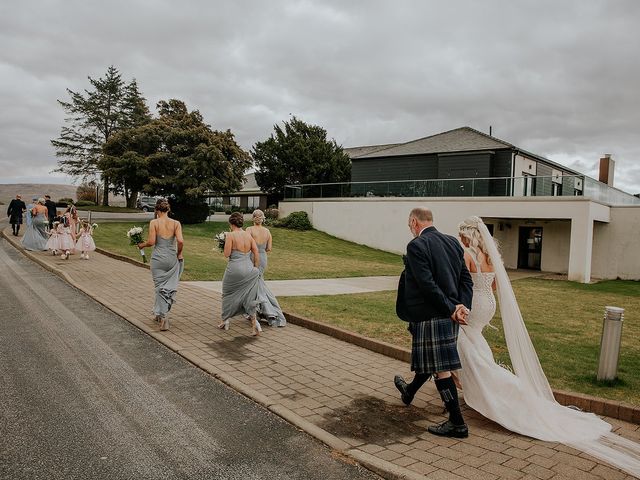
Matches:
[[394, 375, 414, 405], [427, 420, 468, 438]]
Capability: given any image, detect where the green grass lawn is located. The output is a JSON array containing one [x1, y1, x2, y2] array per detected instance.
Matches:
[[92, 221, 402, 281], [280, 279, 640, 406]]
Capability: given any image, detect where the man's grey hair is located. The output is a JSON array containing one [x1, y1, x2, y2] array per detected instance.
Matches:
[[409, 207, 433, 223]]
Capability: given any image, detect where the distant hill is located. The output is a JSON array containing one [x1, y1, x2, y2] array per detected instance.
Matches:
[[0, 184, 125, 206]]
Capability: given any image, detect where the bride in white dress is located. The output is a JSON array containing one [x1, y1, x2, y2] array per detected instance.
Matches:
[[456, 216, 640, 477]]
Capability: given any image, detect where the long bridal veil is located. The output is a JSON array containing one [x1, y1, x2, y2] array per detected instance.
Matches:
[[475, 218, 640, 477]]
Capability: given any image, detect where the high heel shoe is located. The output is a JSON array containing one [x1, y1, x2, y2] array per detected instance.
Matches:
[[160, 317, 169, 331], [251, 317, 262, 336], [218, 319, 230, 330]]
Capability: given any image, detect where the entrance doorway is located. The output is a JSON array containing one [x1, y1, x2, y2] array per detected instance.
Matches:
[[518, 227, 543, 270]]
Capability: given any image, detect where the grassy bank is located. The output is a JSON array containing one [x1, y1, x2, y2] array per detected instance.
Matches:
[[92, 221, 402, 281]]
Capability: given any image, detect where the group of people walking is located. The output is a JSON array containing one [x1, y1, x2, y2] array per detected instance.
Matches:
[[395, 207, 640, 477], [6, 194, 95, 259], [137, 201, 284, 335], [10, 192, 639, 476]]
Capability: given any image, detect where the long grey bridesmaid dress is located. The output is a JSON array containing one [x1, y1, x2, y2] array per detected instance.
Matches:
[[250, 243, 268, 273], [150, 235, 184, 323], [221, 249, 285, 327], [21, 212, 48, 251]]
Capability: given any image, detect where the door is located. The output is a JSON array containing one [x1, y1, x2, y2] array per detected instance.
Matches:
[[518, 227, 543, 270]]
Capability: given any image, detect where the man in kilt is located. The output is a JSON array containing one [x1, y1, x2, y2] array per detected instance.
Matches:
[[395, 207, 473, 438], [7, 194, 26, 236]]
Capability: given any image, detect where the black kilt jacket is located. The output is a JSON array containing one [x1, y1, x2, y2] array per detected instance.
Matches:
[[396, 226, 473, 322], [7, 199, 26, 224], [396, 226, 474, 373]]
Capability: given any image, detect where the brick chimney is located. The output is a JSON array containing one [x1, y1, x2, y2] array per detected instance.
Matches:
[[599, 154, 615, 186]]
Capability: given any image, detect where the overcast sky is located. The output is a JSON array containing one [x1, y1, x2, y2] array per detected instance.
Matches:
[[1, 0, 639, 193]]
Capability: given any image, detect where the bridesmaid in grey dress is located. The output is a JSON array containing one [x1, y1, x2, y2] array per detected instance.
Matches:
[[246, 209, 272, 274], [219, 212, 285, 336], [21, 198, 49, 251], [137, 199, 184, 331]]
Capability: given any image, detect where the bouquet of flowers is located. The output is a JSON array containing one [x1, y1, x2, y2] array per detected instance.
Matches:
[[214, 231, 227, 252], [91, 223, 98, 229], [126, 226, 147, 263]]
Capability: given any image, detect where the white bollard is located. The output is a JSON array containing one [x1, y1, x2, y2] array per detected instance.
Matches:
[[596, 306, 624, 381]]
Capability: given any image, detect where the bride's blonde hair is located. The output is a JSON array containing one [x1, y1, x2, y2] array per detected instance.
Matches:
[[458, 216, 498, 266]]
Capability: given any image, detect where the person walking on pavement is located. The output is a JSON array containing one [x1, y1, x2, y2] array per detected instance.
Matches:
[[137, 199, 184, 331], [25, 197, 38, 227], [7, 194, 26, 236], [394, 207, 473, 438], [44, 195, 58, 229], [21, 198, 49, 251]]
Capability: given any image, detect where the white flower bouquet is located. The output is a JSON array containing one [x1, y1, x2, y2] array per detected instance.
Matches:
[[214, 231, 227, 252], [126, 226, 146, 263]]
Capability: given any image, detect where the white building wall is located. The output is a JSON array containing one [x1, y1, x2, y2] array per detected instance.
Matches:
[[591, 206, 640, 280], [279, 197, 629, 280]]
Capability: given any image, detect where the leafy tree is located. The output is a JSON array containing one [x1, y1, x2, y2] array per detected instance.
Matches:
[[103, 99, 251, 222], [252, 116, 351, 199], [101, 122, 160, 208], [51, 66, 150, 205]]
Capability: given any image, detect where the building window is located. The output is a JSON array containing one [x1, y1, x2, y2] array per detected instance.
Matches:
[[551, 183, 562, 196], [247, 196, 260, 210], [228, 196, 241, 209], [207, 196, 223, 210]]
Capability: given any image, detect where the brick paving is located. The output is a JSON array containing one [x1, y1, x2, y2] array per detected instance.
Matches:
[[7, 236, 640, 480]]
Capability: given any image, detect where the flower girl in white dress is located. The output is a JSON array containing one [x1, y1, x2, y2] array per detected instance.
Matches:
[[45, 221, 62, 256], [57, 221, 75, 260], [75, 220, 96, 260]]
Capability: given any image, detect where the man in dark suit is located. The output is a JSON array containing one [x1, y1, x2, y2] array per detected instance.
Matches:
[[395, 207, 473, 438], [44, 195, 57, 229], [7, 194, 27, 236]]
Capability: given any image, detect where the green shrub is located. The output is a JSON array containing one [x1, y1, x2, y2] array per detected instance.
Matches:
[[75, 200, 96, 207], [56, 198, 74, 207], [275, 211, 312, 230], [169, 199, 209, 224], [265, 207, 279, 220]]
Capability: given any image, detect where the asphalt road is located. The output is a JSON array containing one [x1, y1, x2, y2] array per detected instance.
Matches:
[[0, 237, 379, 480]]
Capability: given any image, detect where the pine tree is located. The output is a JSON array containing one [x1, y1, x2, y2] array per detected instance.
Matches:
[[51, 66, 150, 205]]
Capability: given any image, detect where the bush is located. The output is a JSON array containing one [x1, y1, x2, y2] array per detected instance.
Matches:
[[76, 183, 96, 202], [75, 200, 96, 207], [169, 199, 209, 224], [265, 207, 279, 220], [56, 198, 74, 207], [274, 211, 313, 230]]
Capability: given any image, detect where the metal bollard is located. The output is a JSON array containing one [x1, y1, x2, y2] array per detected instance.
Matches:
[[596, 306, 624, 381]]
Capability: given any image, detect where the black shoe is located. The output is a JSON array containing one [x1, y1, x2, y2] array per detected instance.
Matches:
[[427, 420, 468, 438], [394, 375, 414, 406]]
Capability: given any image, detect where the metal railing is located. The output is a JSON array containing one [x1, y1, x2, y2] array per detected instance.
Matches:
[[284, 175, 640, 206]]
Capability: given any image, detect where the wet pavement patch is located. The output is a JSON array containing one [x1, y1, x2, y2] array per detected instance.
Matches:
[[206, 335, 257, 361], [319, 395, 432, 444]]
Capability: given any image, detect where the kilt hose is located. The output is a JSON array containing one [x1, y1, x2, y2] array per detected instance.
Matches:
[[409, 316, 461, 374]]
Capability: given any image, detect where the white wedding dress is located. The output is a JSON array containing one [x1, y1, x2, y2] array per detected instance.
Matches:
[[457, 222, 640, 478]]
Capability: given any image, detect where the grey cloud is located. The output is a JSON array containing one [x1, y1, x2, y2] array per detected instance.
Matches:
[[1, 0, 639, 193]]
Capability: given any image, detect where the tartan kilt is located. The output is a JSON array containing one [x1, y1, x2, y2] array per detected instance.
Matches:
[[409, 317, 461, 374]]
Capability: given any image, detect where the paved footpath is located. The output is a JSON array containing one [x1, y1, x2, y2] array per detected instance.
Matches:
[[4, 231, 639, 480]]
